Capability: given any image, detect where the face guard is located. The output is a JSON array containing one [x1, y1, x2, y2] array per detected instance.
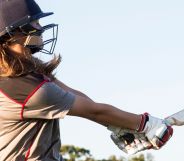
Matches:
[[4, 22, 58, 55], [20, 23, 58, 54], [0, 0, 58, 54]]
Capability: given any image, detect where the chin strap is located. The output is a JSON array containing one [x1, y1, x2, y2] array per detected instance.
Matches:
[[24, 35, 43, 47]]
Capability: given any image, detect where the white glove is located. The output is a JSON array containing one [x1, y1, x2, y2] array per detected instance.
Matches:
[[108, 113, 173, 154], [110, 128, 152, 154], [137, 113, 173, 149]]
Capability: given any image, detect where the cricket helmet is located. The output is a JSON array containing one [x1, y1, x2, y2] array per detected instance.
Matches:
[[0, 0, 58, 55]]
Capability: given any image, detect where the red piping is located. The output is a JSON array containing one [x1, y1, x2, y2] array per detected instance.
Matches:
[[21, 80, 49, 120], [0, 90, 23, 106], [24, 122, 42, 161]]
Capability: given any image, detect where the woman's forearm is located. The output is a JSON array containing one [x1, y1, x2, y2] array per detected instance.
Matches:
[[94, 103, 141, 130], [55, 79, 141, 130], [68, 95, 142, 130]]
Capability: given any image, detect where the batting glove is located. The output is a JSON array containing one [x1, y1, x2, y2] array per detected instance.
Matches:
[[137, 113, 173, 149], [108, 113, 173, 154], [110, 128, 152, 154]]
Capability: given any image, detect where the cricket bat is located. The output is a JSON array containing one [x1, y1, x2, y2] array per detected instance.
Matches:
[[165, 109, 184, 126]]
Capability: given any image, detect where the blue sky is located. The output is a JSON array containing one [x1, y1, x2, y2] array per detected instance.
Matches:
[[37, 1, 184, 161]]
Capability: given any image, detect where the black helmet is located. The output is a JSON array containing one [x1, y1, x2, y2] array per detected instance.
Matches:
[[0, 0, 58, 55], [0, 0, 53, 37]]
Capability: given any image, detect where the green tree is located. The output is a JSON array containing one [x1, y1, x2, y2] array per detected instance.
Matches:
[[107, 155, 126, 161], [61, 145, 92, 161], [128, 153, 154, 161], [128, 154, 144, 161], [60, 145, 154, 161]]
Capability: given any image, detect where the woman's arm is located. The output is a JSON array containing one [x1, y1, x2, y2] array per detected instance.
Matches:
[[54, 79, 93, 101], [54, 79, 141, 129], [67, 95, 142, 130], [54, 79, 173, 150]]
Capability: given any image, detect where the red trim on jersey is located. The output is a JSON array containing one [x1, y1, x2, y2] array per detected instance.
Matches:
[[21, 80, 50, 120], [24, 122, 42, 161], [0, 90, 23, 106]]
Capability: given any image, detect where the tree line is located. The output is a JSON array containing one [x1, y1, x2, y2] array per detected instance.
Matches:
[[60, 145, 154, 161]]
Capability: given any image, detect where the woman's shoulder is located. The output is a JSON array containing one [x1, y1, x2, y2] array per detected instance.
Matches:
[[0, 72, 45, 82], [0, 72, 50, 91], [0, 72, 49, 103]]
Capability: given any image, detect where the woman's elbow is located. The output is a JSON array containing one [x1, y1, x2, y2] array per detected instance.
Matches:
[[68, 96, 103, 121]]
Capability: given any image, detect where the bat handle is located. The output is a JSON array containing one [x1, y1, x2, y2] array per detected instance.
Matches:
[[165, 117, 175, 126], [165, 117, 184, 126]]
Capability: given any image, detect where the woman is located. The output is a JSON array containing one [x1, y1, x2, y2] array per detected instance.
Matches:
[[0, 0, 173, 160]]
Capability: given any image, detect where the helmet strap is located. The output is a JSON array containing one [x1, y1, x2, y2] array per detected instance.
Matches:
[[24, 35, 43, 47]]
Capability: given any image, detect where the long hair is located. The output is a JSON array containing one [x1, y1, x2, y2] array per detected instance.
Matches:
[[0, 44, 61, 80]]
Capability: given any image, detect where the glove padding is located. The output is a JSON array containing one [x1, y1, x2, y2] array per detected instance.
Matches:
[[138, 113, 173, 149], [110, 128, 153, 154], [108, 113, 173, 154]]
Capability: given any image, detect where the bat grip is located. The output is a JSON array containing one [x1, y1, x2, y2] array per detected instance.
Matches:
[[165, 117, 184, 126]]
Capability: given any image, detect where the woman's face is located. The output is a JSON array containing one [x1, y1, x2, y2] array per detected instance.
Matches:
[[7, 20, 44, 55], [6, 32, 31, 55]]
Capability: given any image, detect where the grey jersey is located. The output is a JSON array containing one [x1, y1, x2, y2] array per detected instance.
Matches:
[[0, 73, 75, 161]]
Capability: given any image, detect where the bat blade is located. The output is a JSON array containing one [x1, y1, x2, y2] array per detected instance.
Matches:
[[165, 109, 184, 126]]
